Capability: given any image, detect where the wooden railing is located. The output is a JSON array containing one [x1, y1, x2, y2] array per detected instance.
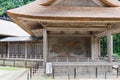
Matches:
[[48, 57, 106, 62], [0, 58, 43, 67], [0, 54, 43, 59]]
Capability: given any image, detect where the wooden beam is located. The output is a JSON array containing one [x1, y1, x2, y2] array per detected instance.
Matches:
[[94, 31, 108, 37], [95, 28, 120, 38], [94, 24, 120, 37], [48, 33, 91, 37], [45, 25, 107, 28], [30, 24, 43, 30], [32, 29, 43, 37], [20, 17, 120, 23], [111, 28, 120, 34], [45, 27, 108, 31]]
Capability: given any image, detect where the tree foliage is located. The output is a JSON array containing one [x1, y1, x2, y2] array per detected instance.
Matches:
[[0, 0, 34, 18], [100, 37, 107, 56], [101, 34, 120, 58]]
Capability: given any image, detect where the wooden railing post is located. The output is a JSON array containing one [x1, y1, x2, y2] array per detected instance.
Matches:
[[87, 57, 90, 62], [96, 67, 98, 78], [117, 68, 119, 78], [52, 67, 54, 79], [77, 58, 79, 62], [56, 57, 58, 62], [13, 60, 15, 67], [74, 68, 76, 78], [0, 54, 1, 58], [67, 57, 69, 62], [40, 55, 41, 59], [11, 54, 13, 58]]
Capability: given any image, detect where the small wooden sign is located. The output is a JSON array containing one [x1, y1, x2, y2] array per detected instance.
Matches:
[[46, 62, 53, 74]]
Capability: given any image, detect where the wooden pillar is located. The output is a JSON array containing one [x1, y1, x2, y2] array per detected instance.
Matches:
[[43, 29, 48, 64], [25, 41, 27, 59], [98, 38, 101, 57], [91, 37, 94, 60], [91, 37, 99, 60], [7, 42, 10, 58], [107, 32, 113, 63]]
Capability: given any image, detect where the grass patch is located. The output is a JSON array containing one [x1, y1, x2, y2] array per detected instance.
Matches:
[[0, 66, 20, 71]]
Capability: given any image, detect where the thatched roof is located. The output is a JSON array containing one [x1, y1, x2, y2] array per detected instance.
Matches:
[[7, 3, 120, 21], [7, 0, 120, 37], [0, 19, 30, 36], [7, 0, 120, 20]]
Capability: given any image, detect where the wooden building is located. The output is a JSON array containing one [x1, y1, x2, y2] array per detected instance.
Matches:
[[2, 0, 120, 78]]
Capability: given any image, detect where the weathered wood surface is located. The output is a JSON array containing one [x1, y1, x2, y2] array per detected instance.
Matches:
[[107, 32, 113, 63], [0, 42, 43, 58], [43, 29, 48, 63]]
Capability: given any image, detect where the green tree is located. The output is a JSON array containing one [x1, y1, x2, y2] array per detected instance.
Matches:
[[0, 0, 34, 18], [100, 34, 120, 58], [100, 37, 107, 56]]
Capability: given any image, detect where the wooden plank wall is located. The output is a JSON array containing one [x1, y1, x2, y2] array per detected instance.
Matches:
[[0, 41, 43, 56], [0, 42, 7, 54]]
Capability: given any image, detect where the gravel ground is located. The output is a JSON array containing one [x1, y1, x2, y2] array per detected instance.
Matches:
[[0, 66, 28, 80]]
